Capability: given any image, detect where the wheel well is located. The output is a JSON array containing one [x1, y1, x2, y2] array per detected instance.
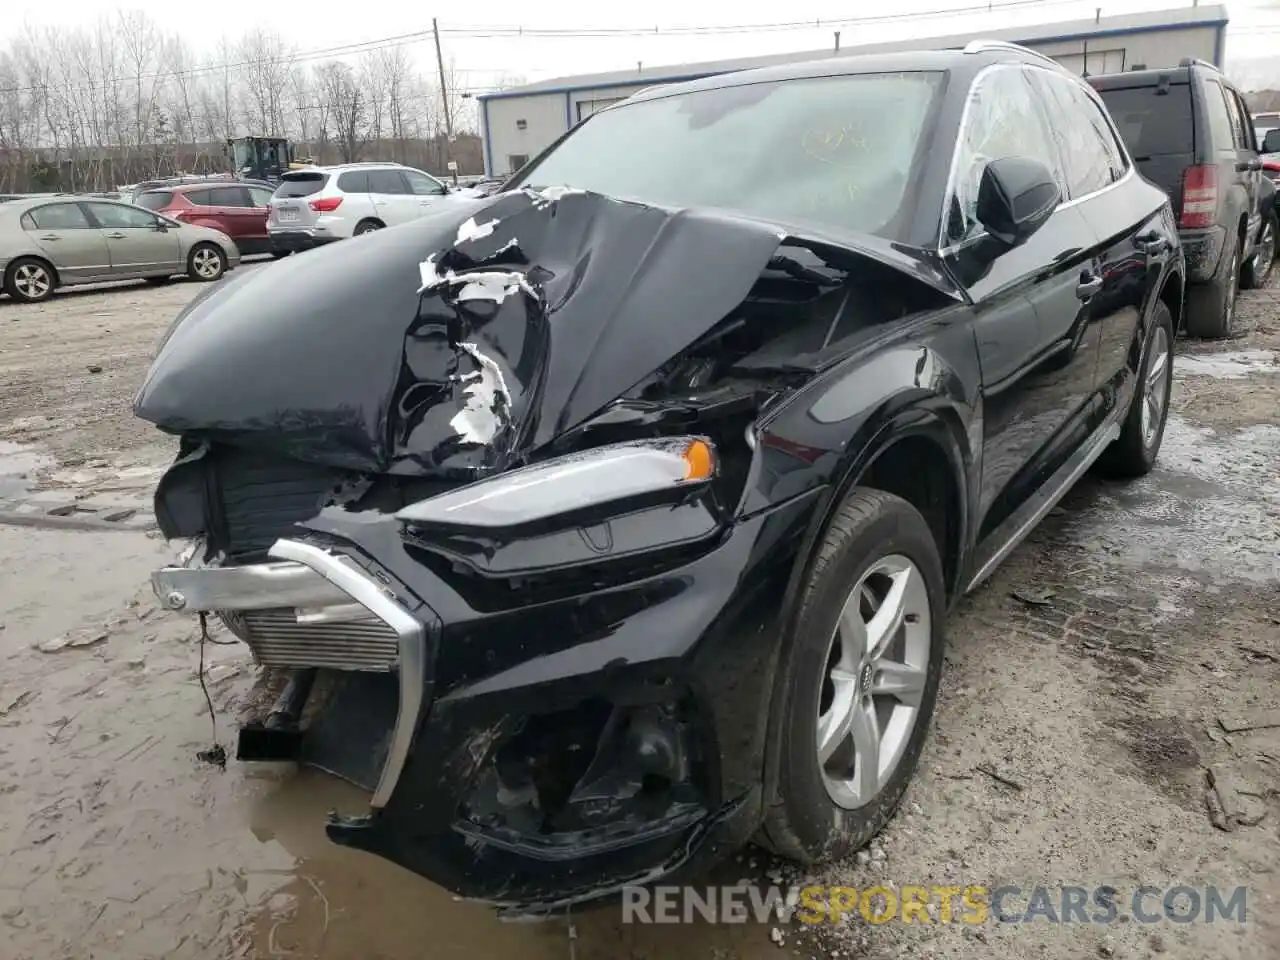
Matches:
[[858, 435, 961, 599], [356, 218, 385, 230], [1239, 215, 1249, 245], [6, 255, 59, 287]]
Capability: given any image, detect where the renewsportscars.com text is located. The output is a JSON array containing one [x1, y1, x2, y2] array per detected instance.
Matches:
[[621, 884, 1248, 925]]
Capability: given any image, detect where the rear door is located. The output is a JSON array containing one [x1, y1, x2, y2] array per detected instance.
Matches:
[[942, 64, 1103, 541], [1036, 69, 1171, 409], [270, 172, 328, 230], [1202, 77, 1251, 242], [21, 201, 111, 282], [1223, 84, 1263, 254], [208, 186, 263, 248], [1092, 75, 1195, 216], [84, 202, 182, 276], [365, 169, 415, 226]]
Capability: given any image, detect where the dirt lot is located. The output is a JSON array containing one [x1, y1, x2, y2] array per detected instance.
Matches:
[[0, 268, 1277, 960]]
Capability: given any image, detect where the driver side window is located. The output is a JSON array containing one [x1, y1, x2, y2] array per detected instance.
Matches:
[[945, 66, 1065, 247]]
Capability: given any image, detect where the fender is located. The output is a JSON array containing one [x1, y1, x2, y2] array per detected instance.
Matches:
[[749, 344, 978, 811]]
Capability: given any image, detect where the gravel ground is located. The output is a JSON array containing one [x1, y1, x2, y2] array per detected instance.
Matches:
[[0, 268, 1276, 960]]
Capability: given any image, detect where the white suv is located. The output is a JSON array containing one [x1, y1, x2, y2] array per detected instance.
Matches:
[[267, 162, 456, 253]]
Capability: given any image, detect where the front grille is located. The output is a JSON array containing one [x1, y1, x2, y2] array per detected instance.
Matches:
[[221, 609, 399, 672]]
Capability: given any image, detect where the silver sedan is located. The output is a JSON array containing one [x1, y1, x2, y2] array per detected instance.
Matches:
[[0, 196, 241, 302]]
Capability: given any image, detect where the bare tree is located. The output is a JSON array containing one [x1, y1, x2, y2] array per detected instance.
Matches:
[[316, 60, 365, 162], [239, 29, 292, 135]]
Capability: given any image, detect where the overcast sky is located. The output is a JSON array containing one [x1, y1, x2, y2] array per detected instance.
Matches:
[[13, 0, 1280, 91]]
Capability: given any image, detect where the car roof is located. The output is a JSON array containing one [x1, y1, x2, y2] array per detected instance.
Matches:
[[621, 43, 1074, 107]]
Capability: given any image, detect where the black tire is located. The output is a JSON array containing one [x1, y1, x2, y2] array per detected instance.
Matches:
[[758, 488, 946, 864], [4, 257, 56, 303], [145, 276, 173, 285], [1095, 300, 1174, 479], [353, 219, 383, 236], [187, 243, 226, 283], [1241, 212, 1277, 290], [271, 250, 290, 260], [1185, 229, 1241, 339]]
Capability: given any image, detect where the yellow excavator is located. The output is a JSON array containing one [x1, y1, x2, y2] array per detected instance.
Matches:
[[226, 136, 316, 185]]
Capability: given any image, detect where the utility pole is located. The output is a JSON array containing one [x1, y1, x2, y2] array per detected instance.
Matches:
[[432, 17, 458, 185]]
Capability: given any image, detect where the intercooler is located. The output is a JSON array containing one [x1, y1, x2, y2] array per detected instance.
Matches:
[[220, 609, 400, 672]]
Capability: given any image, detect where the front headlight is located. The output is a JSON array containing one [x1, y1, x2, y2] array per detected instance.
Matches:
[[395, 437, 716, 531]]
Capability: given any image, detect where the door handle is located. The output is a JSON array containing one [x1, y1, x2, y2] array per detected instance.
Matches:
[[38, 234, 60, 241], [1076, 272, 1103, 300], [105, 232, 126, 239], [374, 200, 386, 206]]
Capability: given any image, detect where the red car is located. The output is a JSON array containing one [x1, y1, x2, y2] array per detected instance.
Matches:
[[135, 183, 278, 257]]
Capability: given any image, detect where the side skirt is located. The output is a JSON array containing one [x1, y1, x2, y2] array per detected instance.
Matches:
[[964, 419, 1121, 594]]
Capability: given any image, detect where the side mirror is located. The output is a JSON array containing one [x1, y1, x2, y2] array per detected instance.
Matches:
[[1263, 130, 1280, 154], [975, 156, 1061, 248]]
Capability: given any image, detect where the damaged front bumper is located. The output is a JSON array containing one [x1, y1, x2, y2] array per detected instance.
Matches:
[[154, 539, 427, 811], [150, 486, 819, 910]]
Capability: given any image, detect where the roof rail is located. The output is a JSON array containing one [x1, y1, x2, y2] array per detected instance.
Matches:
[[962, 39, 1061, 69], [1178, 57, 1220, 72]]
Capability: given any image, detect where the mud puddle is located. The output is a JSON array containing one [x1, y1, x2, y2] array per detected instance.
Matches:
[[1048, 416, 1280, 584], [0, 440, 50, 499], [0, 526, 786, 960], [1175, 349, 1279, 379]]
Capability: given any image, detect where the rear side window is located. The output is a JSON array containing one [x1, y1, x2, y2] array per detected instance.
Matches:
[[366, 170, 408, 194], [185, 189, 214, 206], [1095, 83, 1194, 158], [336, 171, 370, 193], [24, 203, 91, 230], [134, 191, 173, 210], [1203, 80, 1236, 152], [275, 174, 327, 198], [209, 187, 250, 207]]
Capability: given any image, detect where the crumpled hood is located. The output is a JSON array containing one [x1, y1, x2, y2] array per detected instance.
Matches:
[[134, 187, 935, 477]]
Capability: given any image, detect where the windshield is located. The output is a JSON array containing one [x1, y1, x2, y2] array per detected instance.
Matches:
[[231, 141, 255, 171], [514, 71, 944, 242]]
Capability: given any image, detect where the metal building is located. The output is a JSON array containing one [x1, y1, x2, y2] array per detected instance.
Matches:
[[477, 4, 1228, 177]]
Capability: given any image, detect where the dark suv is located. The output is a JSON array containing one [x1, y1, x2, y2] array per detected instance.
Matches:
[[139, 41, 1183, 911], [1092, 59, 1276, 338]]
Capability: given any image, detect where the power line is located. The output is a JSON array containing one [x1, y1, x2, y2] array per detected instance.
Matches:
[[438, 0, 1070, 37], [1, 0, 1067, 97]]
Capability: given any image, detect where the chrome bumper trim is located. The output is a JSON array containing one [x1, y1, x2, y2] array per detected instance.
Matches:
[[151, 540, 426, 811], [268, 539, 426, 811], [153, 560, 349, 613]]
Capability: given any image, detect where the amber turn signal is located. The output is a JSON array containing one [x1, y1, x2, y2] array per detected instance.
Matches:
[[682, 438, 716, 481]]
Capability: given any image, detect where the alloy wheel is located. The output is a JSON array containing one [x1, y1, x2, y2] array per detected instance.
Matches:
[[816, 555, 931, 810], [193, 248, 222, 279], [14, 263, 51, 300], [1141, 324, 1171, 450], [1254, 222, 1276, 283], [1224, 248, 1239, 334]]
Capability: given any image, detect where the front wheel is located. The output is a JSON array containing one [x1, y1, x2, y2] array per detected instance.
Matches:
[[187, 244, 226, 282], [1242, 212, 1277, 290], [758, 489, 945, 864]]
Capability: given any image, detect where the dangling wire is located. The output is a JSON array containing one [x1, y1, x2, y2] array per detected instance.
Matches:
[[195, 612, 227, 770]]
